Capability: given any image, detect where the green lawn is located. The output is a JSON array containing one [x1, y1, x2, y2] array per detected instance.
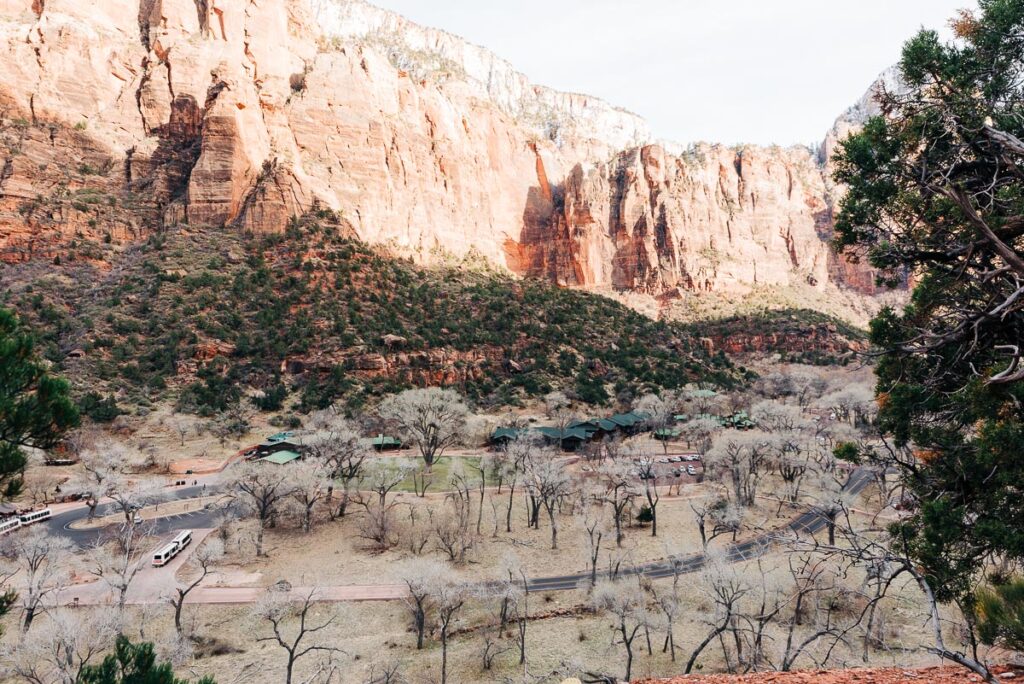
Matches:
[[365, 455, 500, 492]]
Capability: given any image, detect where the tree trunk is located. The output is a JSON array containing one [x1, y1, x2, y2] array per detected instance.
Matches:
[[415, 609, 425, 650], [174, 595, 184, 635], [441, 632, 449, 684]]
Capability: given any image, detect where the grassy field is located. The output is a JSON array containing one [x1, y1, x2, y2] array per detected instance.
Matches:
[[369, 455, 499, 493]]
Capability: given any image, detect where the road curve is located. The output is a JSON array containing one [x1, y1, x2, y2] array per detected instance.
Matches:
[[46, 485, 230, 548], [527, 467, 875, 592]]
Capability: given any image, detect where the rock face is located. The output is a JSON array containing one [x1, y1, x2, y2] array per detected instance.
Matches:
[[0, 0, 881, 303]]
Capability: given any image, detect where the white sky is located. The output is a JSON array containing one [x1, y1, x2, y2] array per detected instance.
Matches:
[[371, 0, 975, 146]]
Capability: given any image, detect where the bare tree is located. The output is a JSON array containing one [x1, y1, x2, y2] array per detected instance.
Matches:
[[364, 660, 404, 684], [499, 435, 537, 533], [632, 450, 661, 536], [170, 417, 194, 447], [635, 392, 677, 455], [578, 496, 609, 588], [684, 558, 749, 674], [306, 413, 368, 518], [543, 391, 576, 440], [357, 459, 414, 510], [0, 525, 72, 632], [378, 388, 469, 472], [228, 461, 295, 557], [89, 522, 149, 616], [167, 537, 225, 637], [252, 589, 344, 684], [432, 577, 469, 684], [524, 456, 570, 549], [705, 430, 770, 507], [500, 552, 530, 666], [680, 415, 722, 453], [286, 462, 330, 533], [598, 459, 636, 547], [1, 608, 118, 684], [591, 580, 648, 682], [71, 441, 151, 521], [353, 460, 414, 551], [398, 558, 446, 650]]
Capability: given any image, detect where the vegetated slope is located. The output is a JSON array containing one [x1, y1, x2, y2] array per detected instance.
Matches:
[[684, 309, 869, 366], [1, 212, 742, 416]]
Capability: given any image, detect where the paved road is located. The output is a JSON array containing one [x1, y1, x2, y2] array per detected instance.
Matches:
[[44, 468, 876, 604], [525, 466, 875, 592], [48, 485, 232, 548]]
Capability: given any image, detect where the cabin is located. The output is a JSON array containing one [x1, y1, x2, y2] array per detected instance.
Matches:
[[490, 427, 526, 448], [535, 426, 590, 452], [370, 434, 403, 452], [607, 411, 649, 436], [260, 450, 302, 465], [255, 439, 304, 457]]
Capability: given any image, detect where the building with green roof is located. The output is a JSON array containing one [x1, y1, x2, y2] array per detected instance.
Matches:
[[260, 450, 301, 465]]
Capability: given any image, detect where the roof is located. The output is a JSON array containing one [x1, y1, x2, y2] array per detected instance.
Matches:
[[491, 427, 524, 441], [260, 451, 301, 465], [266, 432, 294, 443], [535, 426, 591, 442], [608, 412, 647, 427], [370, 435, 402, 447], [654, 428, 681, 438], [259, 439, 301, 449]]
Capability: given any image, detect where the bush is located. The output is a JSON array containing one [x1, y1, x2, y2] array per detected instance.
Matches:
[[252, 382, 287, 411], [79, 391, 123, 423]]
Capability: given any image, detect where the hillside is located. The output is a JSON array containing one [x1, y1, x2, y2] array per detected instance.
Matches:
[[0, 0, 892, 323], [684, 309, 868, 365], [1, 211, 742, 416]]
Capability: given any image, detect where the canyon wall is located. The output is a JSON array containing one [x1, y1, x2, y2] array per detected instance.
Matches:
[[0, 0, 879, 301]]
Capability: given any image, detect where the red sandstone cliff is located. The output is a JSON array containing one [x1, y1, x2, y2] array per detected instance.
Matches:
[[0, 0, 882, 305]]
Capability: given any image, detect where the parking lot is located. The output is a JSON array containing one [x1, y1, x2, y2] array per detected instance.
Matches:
[[637, 453, 704, 486]]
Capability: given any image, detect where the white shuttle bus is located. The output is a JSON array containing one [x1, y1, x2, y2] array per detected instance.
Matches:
[[0, 518, 21, 536], [19, 509, 51, 525], [152, 543, 180, 567], [152, 530, 194, 567], [172, 530, 192, 549]]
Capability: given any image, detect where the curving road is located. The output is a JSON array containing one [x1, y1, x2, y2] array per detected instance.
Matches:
[[47, 484, 232, 548], [527, 467, 876, 592], [43, 468, 876, 603]]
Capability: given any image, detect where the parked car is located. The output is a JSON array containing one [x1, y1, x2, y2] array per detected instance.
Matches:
[[687, 466, 697, 476]]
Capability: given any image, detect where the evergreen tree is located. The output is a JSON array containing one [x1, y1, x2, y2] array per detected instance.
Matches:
[[834, 0, 1024, 604], [77, 636, 216, 684], [0, 307, 79, 499]]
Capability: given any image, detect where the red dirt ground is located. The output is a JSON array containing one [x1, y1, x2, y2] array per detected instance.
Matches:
[[634, 664, 1024, 683]]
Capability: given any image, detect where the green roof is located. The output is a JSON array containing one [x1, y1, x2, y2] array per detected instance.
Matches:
[[609, 412, 646, 427], [267, 431, 294, 443], [654, 428, 681, 438], [370, 435, 402, 447], [261, 450, 301, 465], [492, 428, 524, 441], [535, 426, 590, 442]]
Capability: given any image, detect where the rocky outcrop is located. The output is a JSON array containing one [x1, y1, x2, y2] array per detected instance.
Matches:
[[0, 0, 882, 304], [521, 143, 853, 295]]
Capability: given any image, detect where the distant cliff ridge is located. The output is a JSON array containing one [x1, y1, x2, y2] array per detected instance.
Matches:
[[0, 0, 885, 306]]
